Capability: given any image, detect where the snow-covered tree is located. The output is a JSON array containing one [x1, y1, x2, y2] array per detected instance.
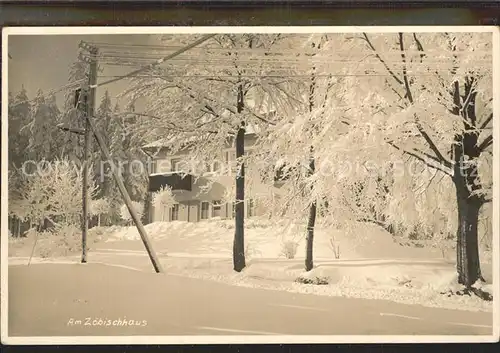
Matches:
[[60, 52, 89, 162], [249, 34, 343, 271], [9, 87, 31, 168], [261, 32, 492, 289], [90, 198, 111, 226], [344, 32, 493, 289], [120, 201, 144, 225], [251, 32, 493, 288], [152, 186, 176, 221], [121, 33, 299, 272], [26, 90, 60, 161], [94, 90, 116, 199], [20, 158, 98, 228]]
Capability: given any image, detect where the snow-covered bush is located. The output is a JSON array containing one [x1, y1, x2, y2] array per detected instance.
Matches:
[[120, 202, 144, 225], [90, 198, 111, 226], [19, 158, 98, 227], [29, 224, 79, 258], [245, 242, 262, 259], [280, 240, 299, 259], [152, 186, 175, 221], [329, 235, 341, 259], [295, 275, 329, 285]]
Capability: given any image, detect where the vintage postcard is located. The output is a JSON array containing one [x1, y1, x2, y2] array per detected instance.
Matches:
[[1, 26, 499, 344]]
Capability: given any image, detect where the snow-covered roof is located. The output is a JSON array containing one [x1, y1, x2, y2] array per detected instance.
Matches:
[[148, 171, 186, 177]]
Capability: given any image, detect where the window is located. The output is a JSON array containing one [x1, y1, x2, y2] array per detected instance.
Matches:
[[212, 200, 222, 218], [156, 159, 170, 173], [171, 204, 179, 221], [162, 205, 169, 221], [226, 151, 238, 174], [171, 158, 183, 172], [203, 161, 222, 174], [212, 161, 221, 173], [247, 199, 255, 218], [201, 202, 209, 220], [150, 159, 157, 174]]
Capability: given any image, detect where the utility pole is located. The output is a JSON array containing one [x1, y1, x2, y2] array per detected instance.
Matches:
[[81, 44, 98, 263], [85, 113, 164, 273], [77, 40, 163, 273]]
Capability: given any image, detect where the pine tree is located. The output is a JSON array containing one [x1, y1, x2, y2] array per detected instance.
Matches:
[[9, 87, 31, 167], [27, 90, 53, 160], [94, 90, 114, 199], [46, 93, 63, 156], [61, 52, 90, 162]]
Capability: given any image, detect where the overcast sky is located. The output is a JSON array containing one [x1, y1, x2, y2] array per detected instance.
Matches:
[[8, 34, 160, 109]]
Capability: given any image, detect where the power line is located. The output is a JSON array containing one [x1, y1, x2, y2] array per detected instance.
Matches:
[[88, 53, 491, 71], [96, 62, 491, 72], [86, 41, 492, 55], [86, 49, 493, 56], [85, 53, 492, 64], [96, 73, 459, 79], [9, 35, 213, 109], [92, 57, 492, 66], [85, 34, 216, 90]]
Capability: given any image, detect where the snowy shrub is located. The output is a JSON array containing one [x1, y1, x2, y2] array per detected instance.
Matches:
[[36, 223, 81, 258], [246, 217, 271, 229], [33, 222, 106, 258], [151, 186, 175, 222], [280, 240, 299, 259], [329, 235, 341, 259], [152, 186, 175, 214], [431, 231, 454, 259], [220, 221, 235, 229], [90, 198, 111, 226], [120, 202, 144, 225], [245, 242, 262, 259], [88, 226, 109, 239], [19, 158, 97, 227], [295, 275, 329, 285], [35, 230, 56, 258]]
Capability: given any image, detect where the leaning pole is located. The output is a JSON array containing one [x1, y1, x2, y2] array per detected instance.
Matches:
[[85, 114, 164, 273], [76, 33, 217, 273]]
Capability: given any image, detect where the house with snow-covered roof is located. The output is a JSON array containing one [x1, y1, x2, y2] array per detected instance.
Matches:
[[142, 124, 286, 223]]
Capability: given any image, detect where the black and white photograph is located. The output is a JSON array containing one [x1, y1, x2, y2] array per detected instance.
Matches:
[[1, 26, 499, 344]]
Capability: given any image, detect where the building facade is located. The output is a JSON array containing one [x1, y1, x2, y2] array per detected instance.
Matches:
[[143, 133, 279, 223]]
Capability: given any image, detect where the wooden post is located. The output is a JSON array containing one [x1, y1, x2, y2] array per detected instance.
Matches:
[[81, 46, 98, 264], [85, 114, 164, 273]]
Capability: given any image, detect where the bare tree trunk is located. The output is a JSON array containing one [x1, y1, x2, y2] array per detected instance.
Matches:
[[305, 152, 317, 272], [143, 192, 152, 225], [448, 78, 488, 290], [98, 215, 101, 227], [233, 85, 246, 272], [454, 180, 483, 287], [16, 218, 21, 237]]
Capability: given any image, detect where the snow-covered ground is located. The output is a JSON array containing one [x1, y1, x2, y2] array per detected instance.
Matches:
[[8, 218, 494, 313], [99, 218, 460, 260]]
